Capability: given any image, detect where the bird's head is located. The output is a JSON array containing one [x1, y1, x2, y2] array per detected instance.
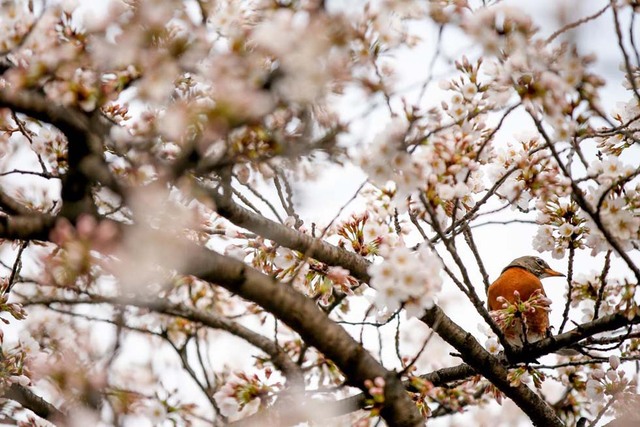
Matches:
[[503, 256, 565, 279]]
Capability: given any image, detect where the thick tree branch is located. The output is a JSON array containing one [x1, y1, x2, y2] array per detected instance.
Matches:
[[181, 245, 424, 426], [0, 190, 56, 241], [0, 88, 119, 219], [511, 310, 640, 362], [4, 383, 64, 421], [208, 185, 371, 282], [421, 306, 564, 427], [0, 213, 55, 241]]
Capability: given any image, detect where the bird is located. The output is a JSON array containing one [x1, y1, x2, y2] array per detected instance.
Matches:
[[487, 256, 564, 348]]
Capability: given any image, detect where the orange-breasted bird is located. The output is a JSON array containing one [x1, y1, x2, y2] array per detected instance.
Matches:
[[487, 256, 565, 347]]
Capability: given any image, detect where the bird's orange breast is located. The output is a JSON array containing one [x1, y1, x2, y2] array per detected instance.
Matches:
[[487, 267, 545, 310], [488, 266, 550, 342]]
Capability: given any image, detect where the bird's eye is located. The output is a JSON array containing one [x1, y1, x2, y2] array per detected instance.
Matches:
[[535, 258, 545, 266]]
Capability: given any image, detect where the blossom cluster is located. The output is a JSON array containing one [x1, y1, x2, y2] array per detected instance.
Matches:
[[45, 215, 118, 288], [596, 64, 640, 155], [0, 336, 30, 392], [507, 365, 545, 389], [2, 0, 640, 426], [213, 372, 277, 420], [368, 244, 442, 317], [570, 271, 639, 323], [250, 8, 351, 104], [0, 3, 35, 53], [489, 136, 572, 212], [533, 198, 586, 259], [582, 157, 640, 255], [489, 288, 552, 346], [585, 355, 636, 408], [362, 376, 386, 418], [464, 5, 603, 133], [358, 59, 492, 217], [334, 212, 394, 257]]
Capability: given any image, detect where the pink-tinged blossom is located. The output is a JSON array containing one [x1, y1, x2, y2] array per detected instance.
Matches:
[[587, 157, 633, 183], [609, 355, 620, 370], [0, 5, 36, 52], [370, 11, 405, 48], [557, 223, 575, 238], [212, 373, 271, 420], [359, 119, 410, 191], [207, 0, 255, 41], [581, 177, 640, 255], [463, 6, 535, 54], [274, 247, 297, 270], [364, 376, 386, 404], [551, 244, 566, 260], [569, 271, 627, 324], [360, 115, 486, 208], [327, 266, 350, 285], [583, 355, 634, 407], [532, 198, 588, 258]]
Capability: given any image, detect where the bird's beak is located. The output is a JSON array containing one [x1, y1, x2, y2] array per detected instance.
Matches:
[[544, 268, 565, 278]]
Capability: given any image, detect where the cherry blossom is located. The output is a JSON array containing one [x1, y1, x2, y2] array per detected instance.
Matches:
[[369, 245, 442, 317], [1, 1, 640, 426]]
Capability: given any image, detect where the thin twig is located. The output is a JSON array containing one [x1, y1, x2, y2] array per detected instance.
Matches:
[[611, 0, 640, 104], [11, 111, 48, 173], [545, 3, 611, 45], [233, 173, 284, 223], [462, 225, 490, 292], [558, 245, 575, 333], [587, 393, 618, 427], [594, 250, 612, 319], [5, 241, 28, 295]]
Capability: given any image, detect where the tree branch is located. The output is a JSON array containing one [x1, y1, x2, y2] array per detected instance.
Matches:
[[0, 88, 120, 219], [421, 306, 564, 427], [510, 310, 640, 361], [5, 383, 64, 421], [230, 362, 478, 426], [182, 244, 424, 426], [207, 185, 371, 282], [0, 212, 55, 241], [22, 295, 304, 391]]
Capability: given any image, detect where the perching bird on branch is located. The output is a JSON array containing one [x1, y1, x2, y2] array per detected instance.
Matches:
[[488, 256, 565, 348]]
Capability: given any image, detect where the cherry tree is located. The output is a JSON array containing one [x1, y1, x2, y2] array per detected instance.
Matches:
[[0, 0, 639, 426]]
